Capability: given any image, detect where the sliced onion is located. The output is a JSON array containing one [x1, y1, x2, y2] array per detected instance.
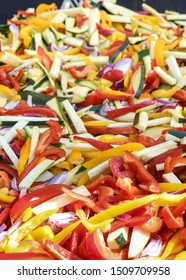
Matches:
[[98, 102, 111, 117], [140, 235, 162, 257], [154, 98, 177, 107], [113, 58, 133, 75], [11, 177, 19, 191], [7, 220, 22, 235], [0, 231, 7, 242], [97, 63, 114, 78], [114, 78, 124, 89], [48, 212, 78, 233], [46, 172, 67, 186], [0, 223, 7, 234]]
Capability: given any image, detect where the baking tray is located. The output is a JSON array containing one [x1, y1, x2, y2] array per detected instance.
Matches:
[[0, 0, 186, 24]]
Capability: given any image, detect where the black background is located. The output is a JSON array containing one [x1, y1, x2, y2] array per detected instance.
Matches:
[[0, 1, 186, 24]]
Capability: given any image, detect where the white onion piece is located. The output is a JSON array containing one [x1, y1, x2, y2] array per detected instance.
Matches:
[[46, 172, 67, 186], [48, 212, 78, 233], [140, 235, 162, 257]]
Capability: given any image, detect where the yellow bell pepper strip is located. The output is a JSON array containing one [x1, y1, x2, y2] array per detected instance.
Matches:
[[20, 26, 33, 48], [26, 17, 65, 32], [52, 221, 81, 244], [159, 183, 186, 193], [36, 3, 57, 14], [17, 137, 31, 175], [0, 84, 18, 99], [29, 225, 55, 243], [4, 209, 57, 252], [81, 143, 145, 169], [100, 10, 112, 29], [76, 209, 113, 232], [151, 86, 179, 98], [173, 251, 186, 260], [0, 192, 16, 203], [62, 47, 81, 55], [22, 207, 32, 222], [154, 38, 166, 67], [160, 228, 186, 259], [156, 192, 186, 207], [53, 194, 158, 244]]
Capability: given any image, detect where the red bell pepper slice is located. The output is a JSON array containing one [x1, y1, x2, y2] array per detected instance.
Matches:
[[78, 90, 103, 107], [169, 156, 186, 173], [0, 252, 51, 260], [17, 147, 65, 184], [143, 70, 161, 93], [135, 135, 165, 148], [140, 216, 163, 233], [73, 135, 113, 151], [0, 163, 18, 178], [0, 105, 57, 118], [68, 65, 91, 79], [103, 69, 124, 82], [75, 14, 87, 28], [95, 87, 128, 101], [96, 23, 113, 36], [107, 100, 155, 119], [7, 75, 21, 91], [86, 175, 116, 192], [35, 120, 64, 155], [105, 41, 125, 58], [162, 205, 184, 230], [123, 151, 160, 193], [172, 197, 186, 217], [10, 184, 67, 223], [109, 156, 136, 179], [44, 239, 82, 260], [37, 46, 53, 71], [0, 207, 10, 225], [173, 90, 186, 102], [86, 125, 138, 136]]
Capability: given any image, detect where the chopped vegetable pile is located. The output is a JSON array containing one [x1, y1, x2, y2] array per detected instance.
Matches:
[[0, 0, 186, 260]]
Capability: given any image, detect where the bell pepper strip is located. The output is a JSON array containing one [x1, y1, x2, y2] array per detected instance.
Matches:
[[76, 209, 113, 232], [81, 143, 145, 170], [171, 197, 186, 217], [96, 87, 130, 101], [37, 46, 53, 71], [0, 105, 57, 118], [173, 90, 186, 102], [0, 252, 52, 260], [36, 3, 57, 14], [0, 207, 10, 225], [35, 120, 64, 155], [103, 69, 124, 82], [156, 193, 186, 207], [122, 151, 160, 193], [173, 251, 186, 260], [159, 183, 186, 193], [0, 192, 16, 204], [7, 75, 21, 92], [17, 147, 65, 185], [162, 205, 184, 230], [140, 216, 163, 233], [154, 38, 166, 67], [86, 125, 138, 136], [73, 135, 113, 151], [107, 100, 155, 119], [86, 175, 116, 192], [109, 39, 130, 63], [4, 209, 57, 252], [0, 163, 18, 178], [97, 23, 113, 36], [43, 239, 82, 260], [17, 137, 31, 175], [160, 228, 186, 260], [75, 14, 87, 28], [0, 171, 11, 189], [68, 65, 91, 79], [78, 91, 104, 107], [10, 184, 69, 224], [79, 228, 122, 260], [167, 156, 186, 173]]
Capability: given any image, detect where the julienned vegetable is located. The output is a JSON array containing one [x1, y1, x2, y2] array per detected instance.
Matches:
[[0, 0, 186, 260]]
